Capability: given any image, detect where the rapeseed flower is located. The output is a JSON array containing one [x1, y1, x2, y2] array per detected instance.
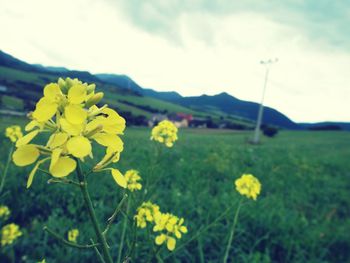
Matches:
[[0, 205, 10, 219], [135, 202, 187, 251], [153, 213, 188, 251], [124, 170, 142, 191], [151, 120, 178, 147], [11, 78, 126, 188], [1, 223, 22, 246], [68, 229, 79, 243], [134, 202, 161, 228], [5, 125, 22, 142], [235, 174, 261, 200]]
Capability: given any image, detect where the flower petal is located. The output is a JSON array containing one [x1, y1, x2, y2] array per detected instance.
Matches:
[[66, 136, 91, 158], [44, 83, 62, 101], [50, 157, 76, 178], [12, 145, 40, 166], [65, 105, 87, 125], [111, 169, 127, 188], [167, 237, 176, 251], [68, 84, 87, 104], [47, 132, 69, 149], [60, 118, 83, 136], [93, 133, 123, 152], [16, 130, 39, 147]]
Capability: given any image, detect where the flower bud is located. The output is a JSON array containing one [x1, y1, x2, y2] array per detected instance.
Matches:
[[85, 92, 104, 108]]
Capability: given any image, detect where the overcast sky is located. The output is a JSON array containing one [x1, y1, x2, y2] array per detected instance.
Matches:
[[1, 0, 349, 122]]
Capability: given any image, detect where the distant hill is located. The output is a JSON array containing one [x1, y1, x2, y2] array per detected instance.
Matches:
[[96, 73, 183, 100], [2, 49, 343, 130], [96, 74, 144, 93], [300, 122, 350, 131], [162, 92, 299, 129]]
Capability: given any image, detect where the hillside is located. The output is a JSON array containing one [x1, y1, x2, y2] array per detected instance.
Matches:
[[0, 50, 304, 129], [165, 92, 299, 129], [0, 50, 251, 128]]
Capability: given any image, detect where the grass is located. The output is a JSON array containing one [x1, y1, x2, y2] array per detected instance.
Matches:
[[0, 118, 349, 262]]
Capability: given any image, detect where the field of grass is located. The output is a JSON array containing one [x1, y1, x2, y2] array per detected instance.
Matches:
[[0, 116, 349, 262]]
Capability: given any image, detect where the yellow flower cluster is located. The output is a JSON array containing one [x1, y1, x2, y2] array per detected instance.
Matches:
[[68, 229, 79, 243], [235, 174, 261, 200], [5, 125, 23, 142], [134, 202, 161, 228], [0, 205, 10, 219], [124, 170, 142, 191], [1, 223, 22, 246], [11, 78, 127, 188], [151, 120, 178, 147], [135, 202, 187, 251]]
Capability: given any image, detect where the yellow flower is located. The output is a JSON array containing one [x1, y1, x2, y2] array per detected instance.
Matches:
[[151, 120, 178, 147], [134, 202, 161, 228], [5, 125, 23, 142], [124, 170, 142, 192], [155, 233, 176, 251], [11, 78, 126, 188], [135, 202, 188, 251], [1, 223, 22, 246], [235, 174, 261, 200], [68, 229, 79, 243], [0, 206, 10, 219]]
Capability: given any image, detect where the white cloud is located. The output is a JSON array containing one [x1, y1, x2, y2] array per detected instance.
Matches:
[[0, 0, 349, 122]]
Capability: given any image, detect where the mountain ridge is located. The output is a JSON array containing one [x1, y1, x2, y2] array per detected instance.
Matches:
[[2, 50, 344, 129]]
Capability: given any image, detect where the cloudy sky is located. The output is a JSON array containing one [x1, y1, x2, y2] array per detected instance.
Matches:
[[1, 0, 349, 122]]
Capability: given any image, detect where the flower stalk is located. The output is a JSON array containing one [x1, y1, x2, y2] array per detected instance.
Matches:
[[222, 199, 243, 263], [117, 195, 131, 263], [75, 160, 114, 263], [0, 144, 14, 195]]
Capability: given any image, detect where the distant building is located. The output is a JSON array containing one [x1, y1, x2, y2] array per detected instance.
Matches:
[[168, 113, 193, 128], [189, 119, 207, 128], [148, 114, 168, 127]]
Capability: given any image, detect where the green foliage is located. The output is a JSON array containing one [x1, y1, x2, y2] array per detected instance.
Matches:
[[0, 120, 349, 262], [1, 95, 24, 110]]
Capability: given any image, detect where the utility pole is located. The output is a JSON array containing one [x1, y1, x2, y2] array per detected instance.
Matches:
[[252, 58, 278, 144]]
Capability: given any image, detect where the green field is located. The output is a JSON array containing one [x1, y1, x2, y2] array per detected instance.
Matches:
[[0, 117, 349, 262]]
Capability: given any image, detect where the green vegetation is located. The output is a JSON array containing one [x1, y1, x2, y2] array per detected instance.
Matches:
[[0, 95, 24, 111], [0, 116, 349, 262]]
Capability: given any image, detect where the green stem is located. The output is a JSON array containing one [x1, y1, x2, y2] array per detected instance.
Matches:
[[165, 202, 239, 260], [43, 226, 99, 249], [103, 194, 128, 236], [222, 199, 243, 263], [117, 196, 130, 263], [90, 238, 106, 263], [0, 144, 14, 194], [75, 160, 114, 263]]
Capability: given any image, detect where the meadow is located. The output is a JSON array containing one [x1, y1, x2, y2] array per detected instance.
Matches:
[[0, 115, 349, 263]]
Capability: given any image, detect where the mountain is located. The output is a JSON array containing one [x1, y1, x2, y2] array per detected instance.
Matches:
[[0, 50, 319, 129], [95, 73, 297, 128], [300, 122, 350, 131], [96, 74, 182, 100], [96, 74, 144, 93], [161, 92, 299, 129]]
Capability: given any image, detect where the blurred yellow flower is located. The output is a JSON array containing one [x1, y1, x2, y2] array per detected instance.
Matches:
[[134, 202, 161, 228], [5, 125, 23, 142], [151, 120, 178, 147], [155, 233, 176, 251], [11, 78, 126, 188], [235, 174, 261, 200], [124, 170, 142, 191], [135, 202, 187, 251], [1, 223, 22, 246], [0, 206, 10, 219], [68, 229, 79, 243]]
